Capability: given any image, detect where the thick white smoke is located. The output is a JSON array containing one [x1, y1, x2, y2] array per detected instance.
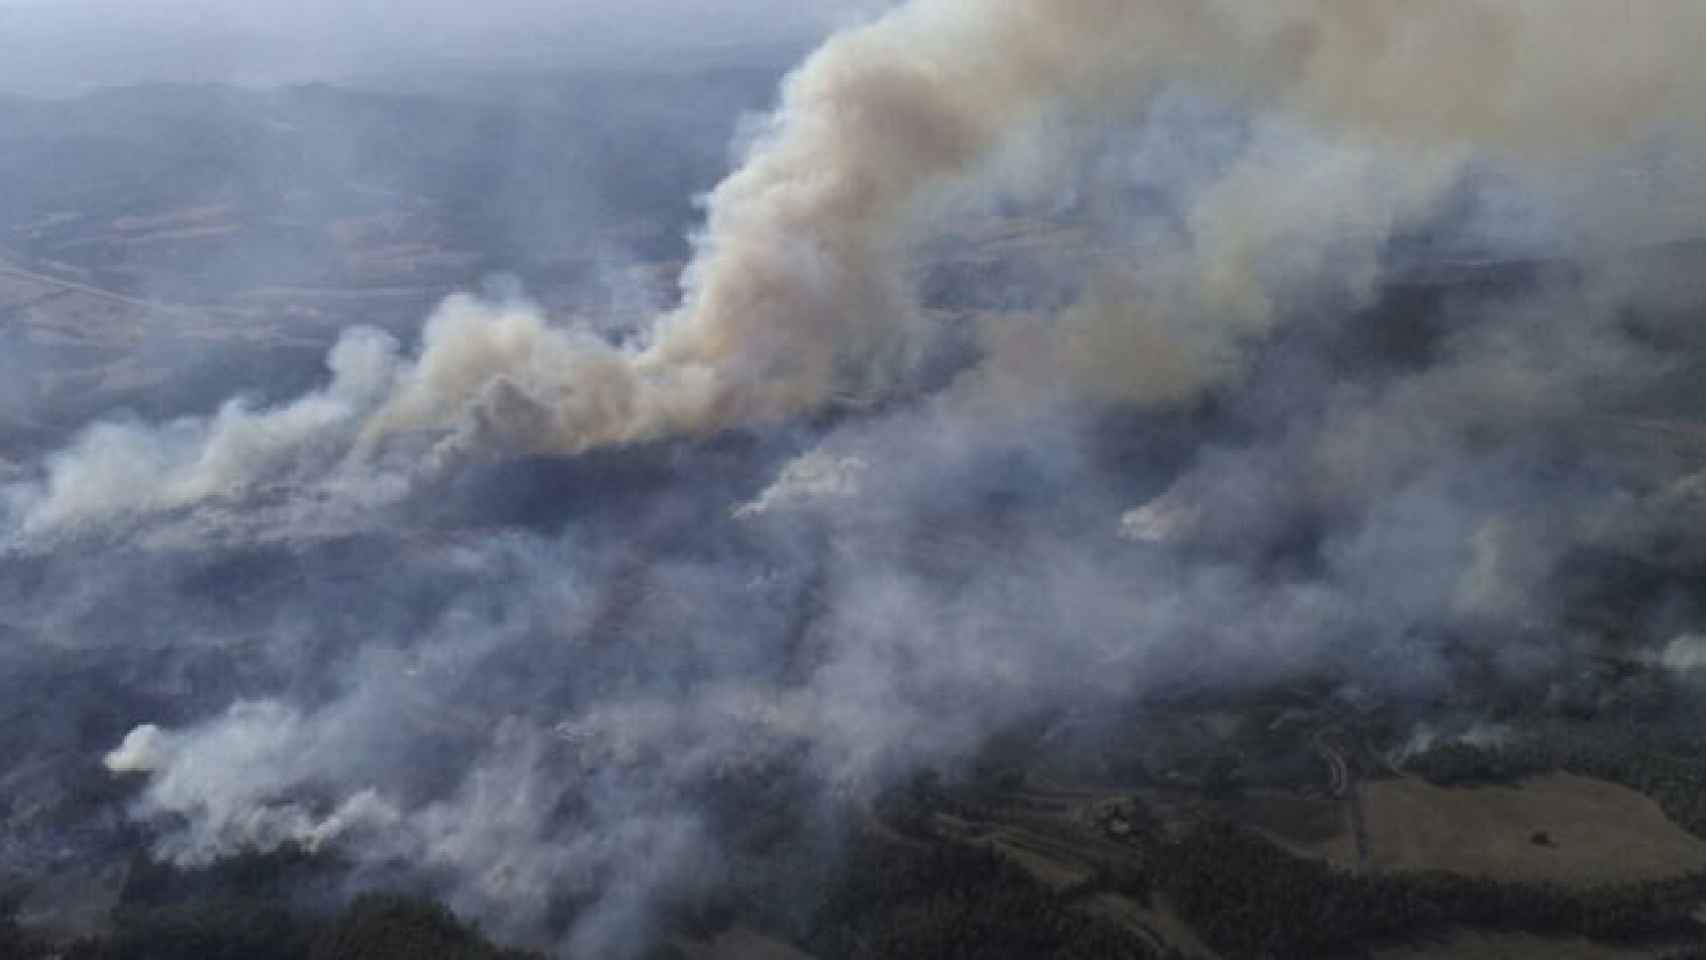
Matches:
[[3, 328, 399, 538]]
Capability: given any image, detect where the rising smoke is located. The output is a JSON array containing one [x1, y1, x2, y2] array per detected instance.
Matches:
[[355, 0, 1706, 462], [6, 1, 1706, 957], [9, 0, 1703, 502]]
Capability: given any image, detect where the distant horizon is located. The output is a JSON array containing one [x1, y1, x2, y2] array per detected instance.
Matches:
[[0, 0, 886, 98], [0, 44, 807, 103]]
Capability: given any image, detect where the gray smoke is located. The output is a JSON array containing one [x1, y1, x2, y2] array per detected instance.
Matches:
[[4, 1, 1706, 957], [11, 0, 1706, 530]]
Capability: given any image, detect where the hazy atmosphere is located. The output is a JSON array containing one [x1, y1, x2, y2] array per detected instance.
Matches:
[[6, 2, 1706, 959], [0, 0, 887, 95]]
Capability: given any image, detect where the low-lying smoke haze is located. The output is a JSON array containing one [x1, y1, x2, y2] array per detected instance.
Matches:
[[5, 0, 1706, 956]]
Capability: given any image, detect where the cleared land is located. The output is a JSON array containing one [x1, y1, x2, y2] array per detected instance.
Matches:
[[1377, 930, 1658, 960], [1312, 773, 1706, 885], [680, 926, 815, 960]]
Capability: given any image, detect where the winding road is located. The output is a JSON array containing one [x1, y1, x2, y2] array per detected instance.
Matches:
[[1314, 727, 1371, 872]]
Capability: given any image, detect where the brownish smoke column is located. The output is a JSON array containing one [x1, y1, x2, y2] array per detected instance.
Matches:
[[364, 0, 1705, 458]]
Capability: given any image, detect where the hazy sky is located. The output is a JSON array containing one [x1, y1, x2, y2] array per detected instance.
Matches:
[[0, 0, 891, 96]]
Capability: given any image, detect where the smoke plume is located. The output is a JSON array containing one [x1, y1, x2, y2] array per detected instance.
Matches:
[[7, 2, 1706, 957], [350, 0, 1706, 463], [8, 0, 1703, 517]]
